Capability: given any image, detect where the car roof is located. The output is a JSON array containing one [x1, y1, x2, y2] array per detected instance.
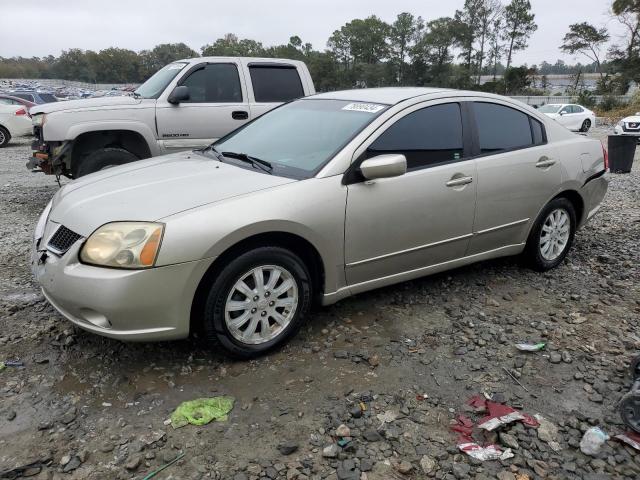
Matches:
[[310, 87, 451, 105]]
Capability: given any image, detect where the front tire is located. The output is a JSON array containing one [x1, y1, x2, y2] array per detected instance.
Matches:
[[524, 198, 576, 271], [0, 126, 11, 148], [202, 247, 312, 358], [75, 147, 139, 177], [580, 119, 591, 132]]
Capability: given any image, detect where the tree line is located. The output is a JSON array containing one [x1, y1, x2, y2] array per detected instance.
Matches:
[[1, 0, 639, 95]]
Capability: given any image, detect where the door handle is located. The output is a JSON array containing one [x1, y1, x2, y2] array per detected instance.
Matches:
[[446, 176, 473, 187], [232, 111, 249, 120], [536, 157, 556, 168]]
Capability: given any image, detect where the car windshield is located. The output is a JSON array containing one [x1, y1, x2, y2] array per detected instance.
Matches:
[[134, 62, 188, 99], [213, 99, 388, 178], [538, 104, 562, 113]]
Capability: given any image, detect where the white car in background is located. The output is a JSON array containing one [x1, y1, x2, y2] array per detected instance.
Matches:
[[0, 104, 32, 147], [613, 112, 640, 137], [538, 104, 595, 133]]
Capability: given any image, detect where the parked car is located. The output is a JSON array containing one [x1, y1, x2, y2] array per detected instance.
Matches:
[[28, 57, 315, 177], [0, 94, 37, 110], [614, 112, 640, 137], [0, 104, 32, 147], [538, 103, 595, 132], [7, 91, 58, 104], [32, 88, 608, 357]]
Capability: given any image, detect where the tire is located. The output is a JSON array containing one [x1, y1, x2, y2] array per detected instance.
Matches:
[[75, 147, 139, 177], [202, 246, 312, 358], [580, 119, 592, 133], [524, 197, 576, 271], [0, 126, 11, 148]]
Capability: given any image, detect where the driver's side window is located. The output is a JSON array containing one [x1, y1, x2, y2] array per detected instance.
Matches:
[[180, 63, 243, 103], [559, 106, 571, 114]]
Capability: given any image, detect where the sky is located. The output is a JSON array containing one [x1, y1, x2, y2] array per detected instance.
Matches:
[[0, 0, 627, 66]]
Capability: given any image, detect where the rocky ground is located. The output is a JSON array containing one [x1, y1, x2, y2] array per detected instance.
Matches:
[[0, 127, 639, 480]]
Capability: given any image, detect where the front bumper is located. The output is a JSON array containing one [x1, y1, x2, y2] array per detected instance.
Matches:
[[614, 126, 640, 136], [32, 229, 213, 341]]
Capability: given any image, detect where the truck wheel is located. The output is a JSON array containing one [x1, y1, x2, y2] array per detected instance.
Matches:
[[75, 147, 139, 177], [0, 126, 11, 148]]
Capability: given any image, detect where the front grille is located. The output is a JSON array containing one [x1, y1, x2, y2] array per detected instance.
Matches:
[[623, 123, 640, 132], [48, 225, 82, 254]]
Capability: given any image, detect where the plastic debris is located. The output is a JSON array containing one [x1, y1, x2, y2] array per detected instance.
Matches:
[[615, 431, 640, 451], [0, 360, 23, 371], [376, 410, 398, 425], [515, 342, 546, 352], [458, 442, 514, 461], [141, 452, 185, 480], [478, 401, 539, 431], [170, 396, 234, 429], [580, 427, 609, 456], [416, 393, 429, 401]]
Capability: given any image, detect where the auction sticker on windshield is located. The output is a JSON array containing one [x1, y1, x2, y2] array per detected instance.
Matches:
[[342, 103, 386, 113]]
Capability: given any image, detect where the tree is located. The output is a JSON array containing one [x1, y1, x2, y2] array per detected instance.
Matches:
[[610, 0, 640, 87], [52, 49, 96, 82], [454, 0, 483, 77], [502, 0, 537, 72], [488, 17, 504, 80], [475, 0, 503, 84], [389, 13, 423, 84], [411, 17, 457, 86], [201, 34, 265, 57], [560, 23, 609, 78], [139, 43, 197, 79]]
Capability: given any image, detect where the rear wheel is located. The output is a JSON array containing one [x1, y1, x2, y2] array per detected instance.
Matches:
[[75, 147, 139, 177], [0, 126, 10, 148], [524, 197, 576, 271], [202, 247, 311, 358], [580, 119, 591, 132]]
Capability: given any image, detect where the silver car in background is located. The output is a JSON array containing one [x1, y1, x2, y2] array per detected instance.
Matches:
[[32, 88, 608, 357]]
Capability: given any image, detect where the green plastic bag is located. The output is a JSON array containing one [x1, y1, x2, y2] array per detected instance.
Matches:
[[170, 397, 234, 429]]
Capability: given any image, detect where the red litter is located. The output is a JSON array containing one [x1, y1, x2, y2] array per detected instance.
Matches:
[[478, 401, 540, 431], [615, 431, 640, 451]]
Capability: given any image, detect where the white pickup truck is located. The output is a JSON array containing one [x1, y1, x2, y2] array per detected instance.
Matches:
[[28, 57, 315, 177]]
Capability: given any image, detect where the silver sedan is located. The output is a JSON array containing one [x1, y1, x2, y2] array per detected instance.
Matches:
[[32, 88, 609, 357]]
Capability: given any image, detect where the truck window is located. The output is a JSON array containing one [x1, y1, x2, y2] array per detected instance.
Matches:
[[180, 64, 243, 103], [249, 66, 304, 103]]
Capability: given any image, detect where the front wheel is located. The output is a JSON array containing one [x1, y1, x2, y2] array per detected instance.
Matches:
[[524, 198, 576, 271], [75, 147, 139, 177], [202, 247, 312, 358], [580, 119, 592, 132]]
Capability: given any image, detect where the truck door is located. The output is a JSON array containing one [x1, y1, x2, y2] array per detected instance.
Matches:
[[156, 61, 250, 152], [245, 63, 306, 119]]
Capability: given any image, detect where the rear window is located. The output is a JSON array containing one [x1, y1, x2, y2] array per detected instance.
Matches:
[[473, 102, 533, 154], [249, 66, 304, 103], [12, 93, 34, 102], [38, 93, 57, 103]]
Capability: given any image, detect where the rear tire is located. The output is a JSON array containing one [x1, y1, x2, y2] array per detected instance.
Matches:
[[202, 247, 312, 359], [524, 197, 576, 271], [0, 126, 10, 148], [580, 119, 591, 132], [75, 147, 139, 177]]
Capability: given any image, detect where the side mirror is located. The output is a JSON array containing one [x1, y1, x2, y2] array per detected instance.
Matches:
[[559, 111, 566, 115], [359, 154, 407, 181], [167, 85, 190, 104]]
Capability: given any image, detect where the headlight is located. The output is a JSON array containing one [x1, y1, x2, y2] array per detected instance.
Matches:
[[32, 114, 46, 127], [80, 222, 164, 269]]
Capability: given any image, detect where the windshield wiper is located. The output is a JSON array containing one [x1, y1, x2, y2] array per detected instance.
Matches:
[[221, 151, 273, 174]]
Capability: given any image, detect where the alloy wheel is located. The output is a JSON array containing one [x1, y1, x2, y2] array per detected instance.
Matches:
[[224, 265, 298, 345], [539, 208, 570, 261]]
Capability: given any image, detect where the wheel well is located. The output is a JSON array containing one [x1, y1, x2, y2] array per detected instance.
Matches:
[[554, 190, 585, 226], [70, 130, 151, 174], [189, 232, 325, 335]]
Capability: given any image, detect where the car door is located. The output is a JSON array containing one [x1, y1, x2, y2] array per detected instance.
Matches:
[[571, 105, 586, 130], [344, 101, 477, 286], [467, 101, 562, 255], [557, 105, 573, 128], [155, 62, 250, 152], [245, 63, 306, 120]]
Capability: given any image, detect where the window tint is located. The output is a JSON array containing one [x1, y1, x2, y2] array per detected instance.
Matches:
[[473, 102, 533, 154], [13, 93, 34, 102], [249, 66, 304, 102], [531, 118, 545, 145], [368, 103, 464, 170], [38, 93, 57, 103], [181, 63, 242, 103], [571, 105, 584, 113]]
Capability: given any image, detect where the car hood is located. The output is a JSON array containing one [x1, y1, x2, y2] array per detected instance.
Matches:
[[622, 115, 640, 123], [30, 96, 146, 114], [49, 151, 296, 236]]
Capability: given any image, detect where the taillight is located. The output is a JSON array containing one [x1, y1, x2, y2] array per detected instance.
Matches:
[[14, 108, 27, 116], [601, 141, 609, 171]]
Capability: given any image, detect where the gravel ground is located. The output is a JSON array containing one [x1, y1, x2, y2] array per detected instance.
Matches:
[[1, 127, 639, 480]]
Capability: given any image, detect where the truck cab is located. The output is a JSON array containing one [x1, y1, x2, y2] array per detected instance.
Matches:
[[28, 57, 315, 177]]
